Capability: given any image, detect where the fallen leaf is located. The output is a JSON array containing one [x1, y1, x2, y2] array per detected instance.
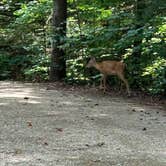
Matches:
[[92, 159, 101, 163], [56, 128, 63, 132], [14, 149, 22, 155], [27, 121, 32, 127]]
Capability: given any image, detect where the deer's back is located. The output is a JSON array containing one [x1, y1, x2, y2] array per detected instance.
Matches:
[[98, 61, 124, 75]]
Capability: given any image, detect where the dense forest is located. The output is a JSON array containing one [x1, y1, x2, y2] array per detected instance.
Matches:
[[0, 0, 166, 95]]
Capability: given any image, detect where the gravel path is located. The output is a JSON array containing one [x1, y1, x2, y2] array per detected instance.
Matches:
[[0, 81, 165, 166]]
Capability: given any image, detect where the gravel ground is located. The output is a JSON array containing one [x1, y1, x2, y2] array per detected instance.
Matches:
[[0, 81, 165, 166]]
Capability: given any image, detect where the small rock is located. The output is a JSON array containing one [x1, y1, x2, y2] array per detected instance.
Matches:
[[97, 142, 105, 147], [44, 142, 48, 146], [132, 109, 136, 112], [142, 127, 147, 131], [145, 112, 150, 115], [56, 128, 63, 132]]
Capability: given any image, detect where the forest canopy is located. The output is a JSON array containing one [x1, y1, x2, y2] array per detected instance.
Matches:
[[0, 0, 166, 95]]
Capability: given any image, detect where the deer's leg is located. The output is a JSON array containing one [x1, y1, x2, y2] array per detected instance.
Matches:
[[117, 73, 130, 95], [99, 74, 105, 89], [103, 75, 107, 93], [99, 74, 107, 93]]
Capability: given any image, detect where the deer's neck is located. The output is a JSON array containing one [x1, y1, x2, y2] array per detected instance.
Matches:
[[94, 63, 102, 72]]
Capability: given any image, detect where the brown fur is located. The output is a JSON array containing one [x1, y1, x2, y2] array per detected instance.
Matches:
[[86, 57, 130, 95]]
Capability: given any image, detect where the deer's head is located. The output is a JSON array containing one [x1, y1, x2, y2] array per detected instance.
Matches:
[[86, 57, 96, 68]]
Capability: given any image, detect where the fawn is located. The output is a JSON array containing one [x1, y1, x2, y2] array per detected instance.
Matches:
[[86, 57, 130, 95]]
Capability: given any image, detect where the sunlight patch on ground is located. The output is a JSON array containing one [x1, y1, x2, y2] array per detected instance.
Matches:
[[0, 103, 8, 106], [6, 155, 32, 163], [18, 100, 41, 104], [60, 101, 74, 105], [0, 88, 41, 99]]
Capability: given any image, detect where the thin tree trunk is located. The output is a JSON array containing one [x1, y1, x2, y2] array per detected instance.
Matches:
[[50, 0, 67, 81]]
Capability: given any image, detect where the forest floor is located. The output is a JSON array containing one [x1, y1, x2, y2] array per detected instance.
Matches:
[[0, 81, 165, 166]]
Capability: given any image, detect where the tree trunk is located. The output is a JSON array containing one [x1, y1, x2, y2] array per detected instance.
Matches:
[[50, 0, 67, 81], [133, 0, 145, 58]]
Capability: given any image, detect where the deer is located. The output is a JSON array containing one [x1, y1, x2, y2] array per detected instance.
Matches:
[[86, 57, 130, 96]]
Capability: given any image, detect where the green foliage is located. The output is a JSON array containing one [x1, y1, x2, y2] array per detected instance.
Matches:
[[0, 53, 11, 79], [0, 0, 166, 95], [0, 53, 32, 80], [142, 58, 166, 94], [64, 0, 166, 95], [0, 0, 51, 81], [24, 54, 49, 82], [14, 0, 51, 25]]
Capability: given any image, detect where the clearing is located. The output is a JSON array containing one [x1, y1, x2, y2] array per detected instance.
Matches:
[[0, 81, 165, 166]]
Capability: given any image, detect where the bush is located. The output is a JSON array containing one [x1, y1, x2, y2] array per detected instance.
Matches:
[[142, 58, 166, 95], [0, 53, 11, 80], [24, 54, 50, 82]]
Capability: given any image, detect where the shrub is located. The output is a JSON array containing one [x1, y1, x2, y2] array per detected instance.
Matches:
[[142, 58, 166, 94]]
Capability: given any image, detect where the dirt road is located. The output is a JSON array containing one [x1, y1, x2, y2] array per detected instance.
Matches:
[[0, 81, 165, 166]]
